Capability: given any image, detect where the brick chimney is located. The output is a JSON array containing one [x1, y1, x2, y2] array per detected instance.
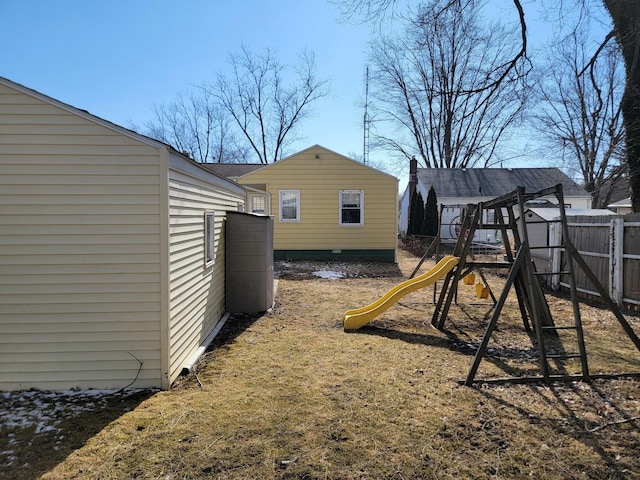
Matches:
[[408, 156, 418, 200]]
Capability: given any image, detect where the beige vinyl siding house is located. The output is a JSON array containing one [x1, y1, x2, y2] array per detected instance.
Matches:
[[232, 145, 398, 262], [0, 77, 245, 391], [167, 159, 245, 384]]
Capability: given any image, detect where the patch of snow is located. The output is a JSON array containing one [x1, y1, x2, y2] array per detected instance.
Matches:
[[313, 270, 345, 280], [0, 388, 154, 467]]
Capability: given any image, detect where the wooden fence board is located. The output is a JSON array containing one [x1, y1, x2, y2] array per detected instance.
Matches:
[[549, 214, 640, 309], [623, 258, 640, 301], [625, 224, 640, 255]]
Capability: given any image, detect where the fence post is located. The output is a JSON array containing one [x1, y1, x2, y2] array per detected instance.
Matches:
[[550, 219, 562, 291], [610, 216, 624, 307]]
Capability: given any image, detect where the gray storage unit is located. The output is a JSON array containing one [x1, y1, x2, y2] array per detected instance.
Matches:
[[225, 211, 274, 313]]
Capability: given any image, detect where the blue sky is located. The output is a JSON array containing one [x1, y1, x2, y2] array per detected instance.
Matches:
[[1, 1, 374, 159], [0, 1, 613, 185]]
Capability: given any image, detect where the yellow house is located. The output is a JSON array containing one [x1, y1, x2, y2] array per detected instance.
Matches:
[[0, 77, 247, 391], [209, 145, 398, 262]]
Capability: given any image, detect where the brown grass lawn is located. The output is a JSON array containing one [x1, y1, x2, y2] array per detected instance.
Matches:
[[3, 248, 640, 479]]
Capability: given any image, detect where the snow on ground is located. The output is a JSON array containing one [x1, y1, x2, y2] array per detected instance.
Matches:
[[275, 260, 400, 280], [0, 388, 151, 466], [2, 389, 118, 434], [312, 270, 345, 279]]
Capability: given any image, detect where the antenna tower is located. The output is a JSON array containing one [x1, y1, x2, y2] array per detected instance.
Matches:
[[363, 66, 371, 165]]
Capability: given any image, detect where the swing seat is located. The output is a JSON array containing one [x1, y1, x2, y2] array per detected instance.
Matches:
[[475, 283, 490, 298], [463, 273, 475, 285]]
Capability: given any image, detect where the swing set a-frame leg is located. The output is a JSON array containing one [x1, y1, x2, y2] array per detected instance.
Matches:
[[432, 205, 481, 329], [567, 241, 640, 352], [465, 248, 527, 386]]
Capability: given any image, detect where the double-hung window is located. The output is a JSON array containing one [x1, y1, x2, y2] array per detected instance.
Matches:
[[339, 190, 364, 226], [279, 190, 300, 222], [204, 211, 215, 266], [249, 193, 267, 214]]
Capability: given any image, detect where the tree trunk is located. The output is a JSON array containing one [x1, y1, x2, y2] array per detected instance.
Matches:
[[604, 0, 640, 212]]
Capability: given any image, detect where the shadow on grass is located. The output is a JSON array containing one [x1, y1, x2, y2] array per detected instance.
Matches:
[[351, 323, 567, 382], [0, 388, 155, 480], [475, 381, 640, 479], [171, 312, 268, 391], [1, 313, 269, 479], [205, 312, 267, 353], [353, 324, 469, 353]]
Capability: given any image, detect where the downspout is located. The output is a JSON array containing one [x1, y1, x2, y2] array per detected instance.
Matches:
[[181, 313, 231, 375], [244, 185, 272, 216]]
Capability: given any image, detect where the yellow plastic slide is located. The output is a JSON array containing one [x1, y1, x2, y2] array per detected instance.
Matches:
[[343, 255, 460, 330]]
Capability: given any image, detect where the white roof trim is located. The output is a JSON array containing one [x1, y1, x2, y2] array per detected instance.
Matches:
[[169, 153, 245, 195], [238, 144, 398, 182]]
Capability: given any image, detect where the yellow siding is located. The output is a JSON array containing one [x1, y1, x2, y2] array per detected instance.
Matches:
[[238, 146, 398, 251], [0, 83, 163, 390], [167, 166, 245, 384]]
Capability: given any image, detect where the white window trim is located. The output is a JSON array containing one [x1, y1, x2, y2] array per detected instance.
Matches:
[[339, 189, 364, 226], [279, 190, 300, 222], [248, 192, 267, 215], [204, 210, 216, 267]]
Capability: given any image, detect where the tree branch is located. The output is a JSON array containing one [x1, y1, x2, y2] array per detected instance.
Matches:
[[578, 29, 616, 78]]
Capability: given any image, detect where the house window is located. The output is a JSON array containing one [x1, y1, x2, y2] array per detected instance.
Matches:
[[485, 209, 495, 224], [279, 190, 300, 222], [249, 193, 267, 214], [340, 190, 364, 226], [204, 211, 215, 266]]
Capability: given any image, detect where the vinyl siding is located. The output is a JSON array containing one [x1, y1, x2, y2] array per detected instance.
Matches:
[[239, 146, 398, 251], [167, 163, 244, 384], [0, 83, 163, 390]]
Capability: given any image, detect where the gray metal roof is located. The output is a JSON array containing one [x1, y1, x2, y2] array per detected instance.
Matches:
[[525, 207, 616, 221], [608, 197, 631, 208], [416, 168, 588, 197], [201, 163, 265, 179]]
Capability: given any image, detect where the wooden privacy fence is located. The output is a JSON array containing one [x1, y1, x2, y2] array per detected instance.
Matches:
[[546, 213, 640, 310]]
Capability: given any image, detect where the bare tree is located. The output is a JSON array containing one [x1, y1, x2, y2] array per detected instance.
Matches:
[[337, 0, 640, 211], [331, 0, 406, 23], [145, 89, 250, 163], [534, 27, 625, 208], [368, 0, 529, 169], [145, 46, 328, 165], [604, 0, 640, 212], [210, 46, 330, 164]]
